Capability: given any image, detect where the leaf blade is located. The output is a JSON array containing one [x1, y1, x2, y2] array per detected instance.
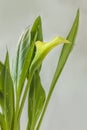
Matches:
[[12, 16, 43, 101], [50, 9, 79, 92], [28, 71, 46, 130], [0, 113, 6, 130], [2, 52, 14, 130]]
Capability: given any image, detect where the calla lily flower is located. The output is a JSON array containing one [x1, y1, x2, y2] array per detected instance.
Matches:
[[30, 36, 71, 72]]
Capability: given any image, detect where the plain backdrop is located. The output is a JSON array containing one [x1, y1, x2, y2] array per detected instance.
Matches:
[[0, 0, 87, 130]]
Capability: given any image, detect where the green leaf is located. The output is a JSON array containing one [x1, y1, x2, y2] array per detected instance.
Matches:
[[0, 53, 14, 130], [12, 16, 43, 101], [30, 37, 70, 73], [27, 71, 46, 130], [30, 16, 43, 42], [4, 50, 10, 72], [4, 66, 14, 130], [0, 62, 4, 97], [0, 64, 14, 130], [0, 61, 3, 71], [0, 113, 6, 130], [12, 27, 31, 88], [0, 63, 4, 110], [4, 52, 14, 130], [50, 9, 79, 92], [17, 42, 35, 100], [0, 52, 13, 113], [0, 93, 3, 111]]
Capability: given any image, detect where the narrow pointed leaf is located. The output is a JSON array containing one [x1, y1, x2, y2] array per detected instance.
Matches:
[[0, 52, 14, 114], [4, 50, 10, 72], [4, 57, 14, 130], [4, 67, 14, 130], [0, 54, 14, 130], [50, 9, 79, 97], [27, 71, 46, 130], [0, 61, 14, 130]]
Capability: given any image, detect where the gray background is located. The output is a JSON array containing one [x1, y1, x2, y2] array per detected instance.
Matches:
[[0, 0, 87, 130]]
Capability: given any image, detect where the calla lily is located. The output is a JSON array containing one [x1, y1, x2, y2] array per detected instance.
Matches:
[[0, 9, 79, 130], [30, 36, 71, 72]]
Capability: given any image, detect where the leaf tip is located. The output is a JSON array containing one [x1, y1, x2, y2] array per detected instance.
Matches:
[[77, 8, 80, 15]]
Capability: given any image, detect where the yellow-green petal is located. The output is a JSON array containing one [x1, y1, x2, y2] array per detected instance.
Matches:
[[30, 36, 70, 72]]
